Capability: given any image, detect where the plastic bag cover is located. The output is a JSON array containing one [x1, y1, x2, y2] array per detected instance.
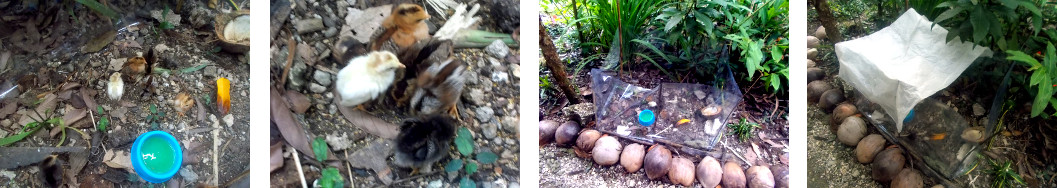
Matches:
[[835, 8, 989, 132]]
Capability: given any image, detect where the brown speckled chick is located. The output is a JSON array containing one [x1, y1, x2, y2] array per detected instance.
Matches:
[[410, 56, 466, 121]]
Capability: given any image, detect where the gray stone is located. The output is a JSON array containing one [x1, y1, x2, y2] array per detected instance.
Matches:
[[326, 133, 353, 151], [492, 72, 509, 83], [485, 40, 510, 58], [501, 116, 517, 133], [324, 27, 338, 38], [427, 180, 442, 188], [475, 107, 494, 123], [972, 103, 985, 116], [562, 103, 596, 124], [313, 70, 333, 86], [509, 182, 519, 188], [466, 89, 487, 105], [179, 167, 199, 183], [223, 114, 234, 126], [204, 66, 217, 77], [309, 83, 327, 93], [287, 61, 308, 90], [294, 18, 325, 34], [482, 123, 497, 139]]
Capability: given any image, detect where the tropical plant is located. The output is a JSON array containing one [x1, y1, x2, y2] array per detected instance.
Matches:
[[933, 0, 1044, 51], [987, 159, 1025, 188], [581, 0, 671, 66], [448, 126, 499, 187], [727, 118, 759, 141], [1005, 42, 1057, 118]]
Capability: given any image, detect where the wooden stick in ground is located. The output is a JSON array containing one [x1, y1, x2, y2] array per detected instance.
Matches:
[[280, 34, 297, 88], [539, 20, 584, 104], [291, 145, 308, 188]]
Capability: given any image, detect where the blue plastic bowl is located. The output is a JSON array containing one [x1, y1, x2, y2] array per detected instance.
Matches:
[[639, 109, 655, 127], [131, 131, 182, 183]]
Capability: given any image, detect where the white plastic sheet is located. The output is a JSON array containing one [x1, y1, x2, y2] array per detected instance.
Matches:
[[836, 9, 990, 132]]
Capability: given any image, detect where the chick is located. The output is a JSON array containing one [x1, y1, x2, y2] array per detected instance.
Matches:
[[394, 114, 456, 174], [123, 56, 147, 78], [336, 51, 405, 109], [107, 72, 123, 100], [38, 155, 63, 187], [409, 57, 466, 120], [370, 3, 431, 52], [171, 92, 194, 116]]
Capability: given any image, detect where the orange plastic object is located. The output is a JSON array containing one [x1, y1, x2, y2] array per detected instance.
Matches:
[[217, 77, 231, 114]]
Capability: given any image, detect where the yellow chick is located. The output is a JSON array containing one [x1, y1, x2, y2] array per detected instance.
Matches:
[[107, 72, 123, 100], [336, 51, 405, 108]]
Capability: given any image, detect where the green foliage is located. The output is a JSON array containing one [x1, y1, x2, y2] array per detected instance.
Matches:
[[727, 118, 759, 141], [464, 161, 478, 174], [1005, 42, 1057, 117], [459, 177, 476, 188], [0, 121, 45, 146], [318, 167, 345, 188], [988, 159, 1024, 188], [96, 106, 108, 132], [159, 6, 176, 30], [455, 127, 474, 156], [312, 137, 328, 160], [657, 0, 788, 93], [583, 0, 670, 63], [476, 151, 499, 164], [933, 0, 1044, 51], [74, 0, 118, 19], [145, 104, 165, 130], [446, 159, 465, 172]]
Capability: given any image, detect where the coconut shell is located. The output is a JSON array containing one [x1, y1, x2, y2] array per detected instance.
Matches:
[[855, 134, 885, 163], [574, 129, 601, 158], [592, 135, 622, 166], [807, 48, 818, 60], [807, 68, 825, 84], [892, 168, 923, 188], [837, 116, 867, 146], [831, 103, 857, 126], [872, 147, 905, 182], [818, 89, 845, 112], [644, 145, 672, 180], [746, 166, 774, 188], [961, 126, 986, 143], [807, 59, 816, 68], [722, 162, 746, 188], [769, 165, 789, 188], [620, 143, 646, 173], [807, 36, 820, 49], [696, 156, 723, 188], [815, 26, 827, 39], [807, 81, 831, 104], [539, 120, 559, 145], [668, 157, 696, 186], [555, 121, 581, 146]]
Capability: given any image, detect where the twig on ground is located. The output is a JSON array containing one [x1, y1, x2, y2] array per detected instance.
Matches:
[[384, 171, 441, 187], [291, 145, 308, 188], [280, 34, 296, 88], [720, 140, 752, 165]]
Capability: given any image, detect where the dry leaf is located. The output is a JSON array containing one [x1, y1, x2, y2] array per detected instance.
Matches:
[[0, 100, 17, 118], [62, 106, 87, 128], [271, 87, 313, 158], [18, 93, 57, 126], [333, 91, 399, 139], [347, 139, 394, 185], [217, 77, 231, 114], [271, 142, 284, 172], [284, 90, 310, 114], [103, 150, 133, 172], [80, 88, 98, 110]]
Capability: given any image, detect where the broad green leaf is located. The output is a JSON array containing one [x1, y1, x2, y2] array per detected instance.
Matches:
[[457, 127, 472, 140], [694, 11, 714, 36], [97, 106, 104, 114], [464, 161, 478, 174], [1032, 78, 1053, 117], [149, 104, 158, 114], [970, 7, 989, 43], [476, 152, 499, 164], [664, 13, 684, 32], [319, 167, 344, 188], [1005, 50, 1041, 70], [446, 159, 464, 172], [97, 117, 109, 132], [312, 137, 328, 160], [459, 177, 476, 188], [455, 137, 473, 156]]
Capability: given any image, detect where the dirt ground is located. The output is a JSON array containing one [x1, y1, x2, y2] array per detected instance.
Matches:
[[0, 0, 251, 187], [268, 0, 521, 187]]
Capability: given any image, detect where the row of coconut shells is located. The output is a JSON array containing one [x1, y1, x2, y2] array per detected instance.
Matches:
[[541, 120, 787, 188], [806, 36, 928, 188]]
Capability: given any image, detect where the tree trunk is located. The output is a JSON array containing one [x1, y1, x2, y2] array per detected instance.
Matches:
[[813, 0, 842, 42], [540, 20, 584, 104]]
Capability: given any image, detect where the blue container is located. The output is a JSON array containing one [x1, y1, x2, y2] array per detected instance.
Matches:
[[131, 131, 182, 183], [638, 109, 655, 127]]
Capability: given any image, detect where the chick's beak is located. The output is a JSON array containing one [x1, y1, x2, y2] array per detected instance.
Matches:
[[397, 63, 406, 69]]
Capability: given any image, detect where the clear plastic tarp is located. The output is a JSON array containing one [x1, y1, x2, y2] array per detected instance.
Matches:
[[589, 66, 742, 150]]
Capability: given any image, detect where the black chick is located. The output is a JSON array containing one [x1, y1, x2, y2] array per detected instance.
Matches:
[[38, 155, 64, 187], [393, 114, 456, 174]]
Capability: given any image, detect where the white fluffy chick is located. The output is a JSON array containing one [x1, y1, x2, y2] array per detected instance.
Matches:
[[336, 51, 405, 108], [107, 72, 123, 100]]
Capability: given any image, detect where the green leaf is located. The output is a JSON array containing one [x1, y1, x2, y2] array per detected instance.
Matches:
[[969, 7, 989, 43], [180, 64, 208, 73], [664, 13, 684, 32], [149, 104, 158, 114], [455, 137, 474, 156], [319, 167, 344, 188], [0, 123, 43, 146], [459, 177, 476, 188], [74, 0, 118, 19], [464, 161, 478, 174], [457, 127, 473, 140], [476, 152, 499, 164], [446, 159, 464, 172], [1032, 78, 1053, 117], [97, 106, 104, 114], [312, 137, 328, 160], [1005, 50, 1042, 70], [97, 117, 109, 132]]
